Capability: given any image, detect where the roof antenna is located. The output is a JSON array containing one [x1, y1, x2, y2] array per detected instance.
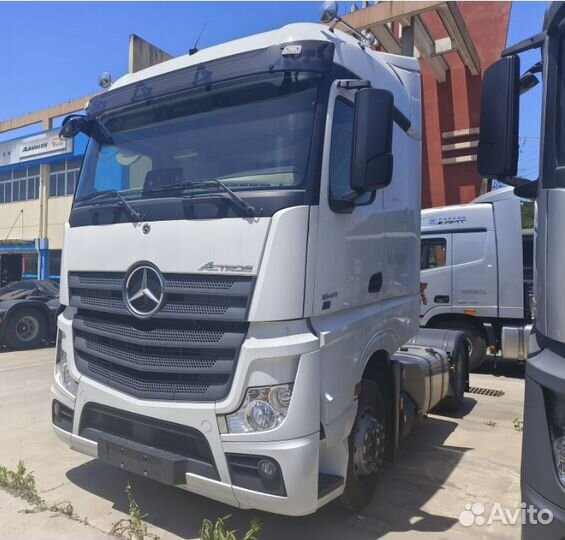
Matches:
[[189, 23, 207, 56]]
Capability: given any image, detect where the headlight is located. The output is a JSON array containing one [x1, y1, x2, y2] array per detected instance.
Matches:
[[55, 331, 78, 397], [223, 384, 293, 433]]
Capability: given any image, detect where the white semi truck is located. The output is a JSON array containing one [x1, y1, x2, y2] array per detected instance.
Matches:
[[420, 187, 534, 370], [50, 6, 468, 515]]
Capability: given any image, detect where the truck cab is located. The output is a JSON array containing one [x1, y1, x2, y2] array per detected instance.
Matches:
[[51, 18, 466, 516], [420, 187, 533, 369]]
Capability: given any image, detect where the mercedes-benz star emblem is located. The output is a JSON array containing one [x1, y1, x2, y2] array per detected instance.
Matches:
[[123, 263, 165, 318]]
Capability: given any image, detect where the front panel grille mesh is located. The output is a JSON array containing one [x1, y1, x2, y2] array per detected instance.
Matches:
[[86, 355, 210, 396], [68, 272, 252, 321], [69, 271, 253, 401], [81, 317, 225, 343], [78, 334, 223, 370]]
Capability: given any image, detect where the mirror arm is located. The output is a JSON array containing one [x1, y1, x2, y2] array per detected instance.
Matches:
[[514, 179, 538, 200], [393, 107, 411, 133], [337, 80, 371, 90], [496, 175, 532, 188], [502, 32, 545, 57], [337, 80, 411, 133]]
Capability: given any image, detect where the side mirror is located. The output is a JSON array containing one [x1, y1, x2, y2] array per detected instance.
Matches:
[[351, 88, 394, 193], [59, 114, 92, 139], [477, 56, 520, 179]]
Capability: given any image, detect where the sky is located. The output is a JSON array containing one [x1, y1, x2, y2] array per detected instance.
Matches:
[[0, 0, 550, 177]]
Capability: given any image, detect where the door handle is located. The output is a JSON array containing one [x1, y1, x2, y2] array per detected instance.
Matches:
[[434, 295, 450, 304], [368, 272, 383, 293]]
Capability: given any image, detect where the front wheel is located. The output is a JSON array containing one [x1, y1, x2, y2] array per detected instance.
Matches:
[[340, 380, 388, 512], [5, 308, 47, 350]]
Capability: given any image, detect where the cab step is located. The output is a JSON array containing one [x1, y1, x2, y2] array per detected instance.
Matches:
[[318, 473, 344, 499]]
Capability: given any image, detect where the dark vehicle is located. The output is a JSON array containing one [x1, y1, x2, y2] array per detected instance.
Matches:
[[0, 280, 60, 350], [478, 2, 565, 536]]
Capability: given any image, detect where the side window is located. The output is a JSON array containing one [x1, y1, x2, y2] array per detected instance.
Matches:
[[329, 98, 371, 207], [421, 238, 447, 270]]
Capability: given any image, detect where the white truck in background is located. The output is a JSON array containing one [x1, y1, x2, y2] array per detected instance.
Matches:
[[50, 4, 468, 516], [420, 187, 534, 370]]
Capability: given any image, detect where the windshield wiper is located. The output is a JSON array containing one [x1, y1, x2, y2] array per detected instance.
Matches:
[[147, 179, 259, 217], [75, 190, 144, 222]]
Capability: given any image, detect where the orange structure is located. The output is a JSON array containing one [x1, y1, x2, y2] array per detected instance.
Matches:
[[341, 1, 512, 208]]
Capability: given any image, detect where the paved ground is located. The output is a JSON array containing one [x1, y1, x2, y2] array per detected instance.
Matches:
[[0, 348, 525, 540]]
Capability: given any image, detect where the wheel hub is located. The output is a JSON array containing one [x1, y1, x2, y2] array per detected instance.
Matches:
[[16, 316, 39, 342], [353, 410, 385, 477]]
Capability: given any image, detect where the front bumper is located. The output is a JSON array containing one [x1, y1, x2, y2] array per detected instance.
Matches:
[[522, 481, 565, 540], [52, 315, 335, 515], [52, 410, 322, 515]]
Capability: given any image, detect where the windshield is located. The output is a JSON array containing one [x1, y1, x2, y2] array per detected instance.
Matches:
[[74, 71, 321, 215], [38, 280, 59, 294]]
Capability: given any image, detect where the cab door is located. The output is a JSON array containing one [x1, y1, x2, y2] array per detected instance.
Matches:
[[420, 235, 452, 319], [311, 82, 386, 316]]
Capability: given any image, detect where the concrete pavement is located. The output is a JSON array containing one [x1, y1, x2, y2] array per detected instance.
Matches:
[[0, 348, 525, 540]]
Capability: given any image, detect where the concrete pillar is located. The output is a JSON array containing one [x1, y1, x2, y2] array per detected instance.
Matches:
[[38, 117, 52, 280], [401, 17, 415, 57]]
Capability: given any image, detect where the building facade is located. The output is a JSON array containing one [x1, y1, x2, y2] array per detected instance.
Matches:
[[341, 1, 512, 208], [0, 126, 88, 284], [419, 1, 511, 208]]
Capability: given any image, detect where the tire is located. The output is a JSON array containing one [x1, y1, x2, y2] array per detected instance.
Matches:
[[340, 380, 388, 512], [434, 320, 486, 371], [5, 308, 47, 350], [437, 342, 467, 412]]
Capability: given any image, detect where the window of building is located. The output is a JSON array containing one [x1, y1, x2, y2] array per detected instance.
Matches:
[[49, 250, 62, 278], [22, 253, 38, 279], [0, 166, 40, 203], [421, 238, 447, 270], [49, 159, 81, 197]]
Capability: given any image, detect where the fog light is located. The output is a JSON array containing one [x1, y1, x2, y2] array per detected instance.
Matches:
[[553, 435, 565, 486], [246, 400, 276, 431], [258, 459, 278, 479]]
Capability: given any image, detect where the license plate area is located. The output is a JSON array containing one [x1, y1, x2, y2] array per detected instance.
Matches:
[[97, 434, 189, 485]]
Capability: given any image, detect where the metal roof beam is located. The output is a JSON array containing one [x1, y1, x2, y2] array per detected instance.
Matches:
[[436, 2, 481, 75], [371, 24, 401, 55], [413, 16, 448, 83], [339, 1, 446, 31], [0, 96, 94, 134]]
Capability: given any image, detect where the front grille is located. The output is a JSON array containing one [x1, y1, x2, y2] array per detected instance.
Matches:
[[70, 271, 253, 401], [85, 355, 210, 396], [69, 271, 252, 322]]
